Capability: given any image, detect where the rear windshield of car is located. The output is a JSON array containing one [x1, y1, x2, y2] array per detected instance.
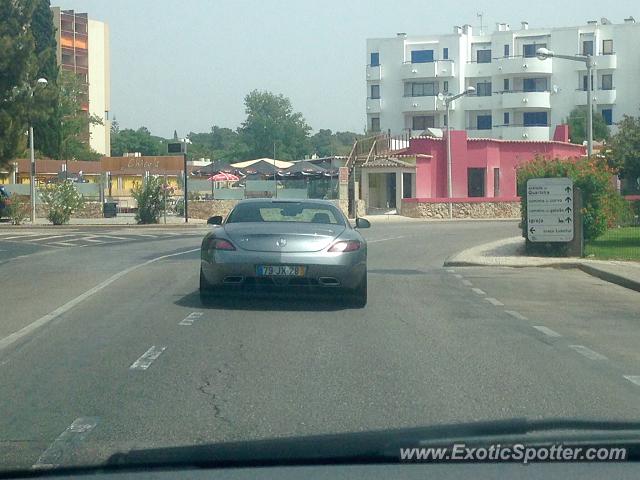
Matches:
[[226, 202, 345, 225]]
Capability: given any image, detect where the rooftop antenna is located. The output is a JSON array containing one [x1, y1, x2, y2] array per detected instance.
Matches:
[[477, 12, 484, 35]]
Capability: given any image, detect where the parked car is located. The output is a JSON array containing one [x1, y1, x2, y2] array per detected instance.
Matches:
[[0, 186, 10, 218]]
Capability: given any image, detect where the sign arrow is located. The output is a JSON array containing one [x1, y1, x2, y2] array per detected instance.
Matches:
[[565, 196, 572, 203], [565, 186, 572, 193], [529, 227, 536, 234], [566, 217, 572, 223], [565, 206, 572, 213]]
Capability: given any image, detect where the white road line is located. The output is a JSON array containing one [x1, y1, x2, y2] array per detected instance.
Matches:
[[24, 234, 78, 242], [97, 234, 127, 240], [453, 274, 463, 279], [446, 269, 455, 273], [179, 311, 203, 326], [48, 241, 78, 247], [132, 234, 158, 238], [0, 247, 199, 352], [471, 288, 486, 295], [532, 325, 562, 338], [485, 297, 504, 306], [569, 345, 608, 361], [130, 346, 166, 370], [461, 279, 473, 286], [81, 237, 106, 243], [32, 417, 98, 469], [367, 236, 406, 244], [2, 234, 40, 240], [623, 376, 640, 387], [505, 310, 528, 321]]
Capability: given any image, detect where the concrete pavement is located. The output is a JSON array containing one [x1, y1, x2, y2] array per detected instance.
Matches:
[[1, 219, 639, 471]]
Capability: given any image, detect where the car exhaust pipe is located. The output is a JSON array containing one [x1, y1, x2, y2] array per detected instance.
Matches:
[[318, 277, 340, 286], [223, 276, 243, 284]]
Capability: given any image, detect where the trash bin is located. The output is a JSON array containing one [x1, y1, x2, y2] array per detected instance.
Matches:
[[103, 202, 117, 218]]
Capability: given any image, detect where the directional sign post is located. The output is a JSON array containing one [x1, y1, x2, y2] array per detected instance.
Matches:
[[527, 178, 574, 243]]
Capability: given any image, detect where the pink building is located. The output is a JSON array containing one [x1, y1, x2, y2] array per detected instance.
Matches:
[[359, 125, 585, 214]]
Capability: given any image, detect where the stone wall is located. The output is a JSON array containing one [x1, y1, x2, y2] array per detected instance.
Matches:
[[188, 200, 239, 220], [401, 200, 521, 219]]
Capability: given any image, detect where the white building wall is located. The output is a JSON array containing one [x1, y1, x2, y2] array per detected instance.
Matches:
[[88, 19, 110, 156], [367, 19, 640, 142]]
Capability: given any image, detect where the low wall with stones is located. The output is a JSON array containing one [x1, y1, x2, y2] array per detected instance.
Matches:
[[35, 201, 104, 219], [187, 200, 240, 220], [401, 198, 521, 219]]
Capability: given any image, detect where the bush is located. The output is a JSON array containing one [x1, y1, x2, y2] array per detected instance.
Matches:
[[40, 181, 85, 225], [517, 156, 629, 242], [5, 194, 30, 225], [132, 176, 163, 224]]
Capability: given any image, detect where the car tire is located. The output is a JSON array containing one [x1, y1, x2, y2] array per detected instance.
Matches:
[[349, 271, 367, 308], [199, 266, 214, 301]]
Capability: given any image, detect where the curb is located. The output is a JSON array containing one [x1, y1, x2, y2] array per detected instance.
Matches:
[[577, 264, 640, 293]]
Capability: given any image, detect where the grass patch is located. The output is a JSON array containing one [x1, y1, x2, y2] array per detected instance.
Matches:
[[585, 226, 640, 261]]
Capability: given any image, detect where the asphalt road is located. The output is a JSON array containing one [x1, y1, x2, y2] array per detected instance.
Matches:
[[0, 219, 639, 471]]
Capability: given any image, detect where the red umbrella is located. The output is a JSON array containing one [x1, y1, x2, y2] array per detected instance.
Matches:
[[208, 172, 239, 181]]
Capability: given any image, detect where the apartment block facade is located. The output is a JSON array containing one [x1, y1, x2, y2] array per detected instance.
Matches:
[[51, 7, 111, 156], [366, 17, 640, 141]]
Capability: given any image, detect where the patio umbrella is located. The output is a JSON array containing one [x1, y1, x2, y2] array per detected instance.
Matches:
[[208, 172, 240, 181]]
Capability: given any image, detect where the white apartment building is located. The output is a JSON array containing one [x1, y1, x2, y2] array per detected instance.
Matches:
[[366, 17, 640, 141], [52, 7, 111, 156]]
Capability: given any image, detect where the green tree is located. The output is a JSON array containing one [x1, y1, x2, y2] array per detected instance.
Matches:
[[565, 106, 609, 146], [111, 126, 164, 157], [0, 0, 37, 167], [607, 114, 640, 181], [309, 129, 361, 157], [31, 0, 60, 158], [239, 90, 311, 160]]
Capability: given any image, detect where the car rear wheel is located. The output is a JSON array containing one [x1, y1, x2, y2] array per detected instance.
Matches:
[[349, 271, 367, 308], [199, 266, 214, 300]]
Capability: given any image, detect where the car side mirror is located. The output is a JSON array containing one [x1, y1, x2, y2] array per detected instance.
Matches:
[[207, 215, 223, 225], [355, 217, 371, 229]]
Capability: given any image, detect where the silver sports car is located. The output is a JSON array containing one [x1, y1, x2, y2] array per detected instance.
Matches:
[[200, 199, 370, 307]]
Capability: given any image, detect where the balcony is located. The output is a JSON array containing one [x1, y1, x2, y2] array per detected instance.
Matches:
[[402, 60, 455, 79], [595, 53, 617, 70], [574, 89, 617, 106], [401, 95, 439, 113], [493, 125, 551, 141], [366, 97, 382, 114], [366, 65, 381, 82], [501, 91, 551, 109], [464, 61, 493, 78], [462, 94, 497, 111], [494, 56, 553, 76]]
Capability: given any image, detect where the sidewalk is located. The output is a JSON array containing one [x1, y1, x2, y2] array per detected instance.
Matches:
[[445, 236, 640, 293], [0, 213, 206, 228]]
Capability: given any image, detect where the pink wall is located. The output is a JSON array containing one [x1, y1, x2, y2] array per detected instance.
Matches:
[[405, 127, 586, 200]]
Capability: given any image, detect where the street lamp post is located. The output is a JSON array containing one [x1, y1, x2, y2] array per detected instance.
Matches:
[[442, 86, 475, 219], [28, 77, 48, 223], [536, 48, 594, 158]]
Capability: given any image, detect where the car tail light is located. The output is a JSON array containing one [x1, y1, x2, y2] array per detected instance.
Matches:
[[328, 240, 361, 252], [208, 238, 236, 251]]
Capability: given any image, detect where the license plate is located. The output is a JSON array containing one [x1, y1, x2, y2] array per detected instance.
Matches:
[[256, 265, 306, 277]]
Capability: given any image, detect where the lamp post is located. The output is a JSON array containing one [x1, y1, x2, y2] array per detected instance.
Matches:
[[442, 86, 475, 219], [536, 48, 594, 158], [28, 77, 48, 223]]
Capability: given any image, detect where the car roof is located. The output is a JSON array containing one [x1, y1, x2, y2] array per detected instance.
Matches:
[[236, 198, 337, 206]]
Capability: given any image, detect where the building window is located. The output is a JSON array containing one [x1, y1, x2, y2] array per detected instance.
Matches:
[[582, 40, 594, 56], [503, 112, 510, 125], [601, 108, 613, 125], [523, 43, 545, 58], [468, 168, 486, 197], [493, 168, 500, 197], [370, 52, 379, 67], [443, 47, 449, 60], [523, 111, 548, 126], [412, 115, 435, 130], [370, 84, 380, 99], [444, 114, 448, 127], [443, 80, 449, 93], [371, 117, 380, 132], [404, 82, 438, 97], [476, 115, 492, 130], [602, 39, 614, 55], [601, 74, 613, 90], [411, 49, 434, 63], [476, 81, 492, 97], [523, 77, 548, 92], [476, 49, 492, 63], [503, 78, 510, 91], [582, 74, 594, 91], [504, 44, 510, 57]]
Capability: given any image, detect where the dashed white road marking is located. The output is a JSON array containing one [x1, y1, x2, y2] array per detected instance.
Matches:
[[97, 234, 127, 240], [485, 297, 504, 306], [461, 279, 473, 286], [2, 234, 39, 240], [179, 311, 203, 326], [24, 234, 78, 242], [132, 234, 158, 238], [623, 376, 640, 387], [569, 345, 608, 361], [453, 274, 463, 279], [0, 247, 199, 352], [367, 236, 406, 244], [471, 288, 486, 295], [505, 310, 528, 321], [446, 269, 455, 274], [532, 325, 562, 338], [130, 346, 167, 370], [48, 241, 78, 247], [32, 417, 99, 469], [82, 237, 107, 243]]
